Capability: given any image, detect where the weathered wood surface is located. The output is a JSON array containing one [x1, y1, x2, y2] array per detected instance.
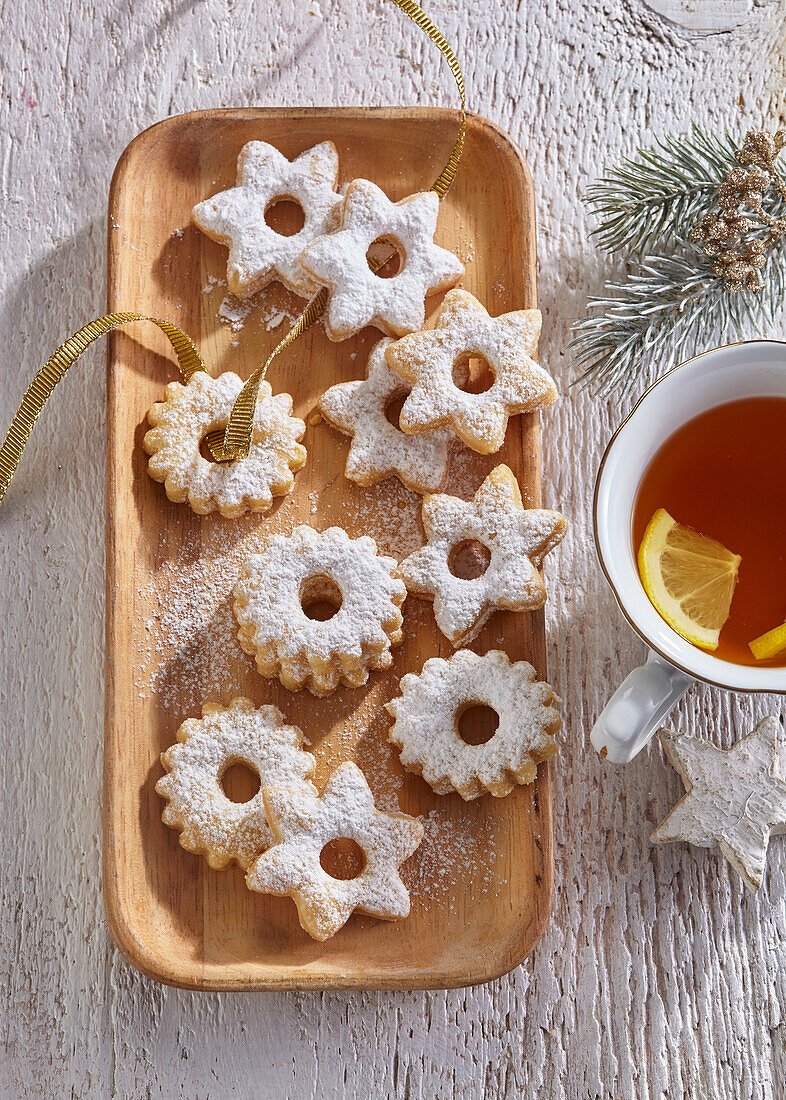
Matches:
[[0, 0, 784, 1096]]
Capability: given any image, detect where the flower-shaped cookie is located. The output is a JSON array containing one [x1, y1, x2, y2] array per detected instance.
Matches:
[[144, 371, 307, 518], [386, 650, 561, 800], [386, 289, 558, 454], [233, 526, 406, 696], [246, 762, 424, 940], [318, 337, 453, 493], [399, 464, 567, 645], [156, 698, 317, 870], [300, 178, 464, 340], [193, 140, 343, 298]]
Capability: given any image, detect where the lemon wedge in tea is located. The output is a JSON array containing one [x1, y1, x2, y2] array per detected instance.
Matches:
[[749, 621, 786, 661], [637, 508, 741, 651]]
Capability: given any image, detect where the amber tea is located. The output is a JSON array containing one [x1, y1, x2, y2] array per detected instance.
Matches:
[[632, 396, 786, 667]]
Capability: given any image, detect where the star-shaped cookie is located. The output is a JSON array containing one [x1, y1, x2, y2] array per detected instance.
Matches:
[[192, 140, 343, 299], [299, 178, 464, 340], [318, 337, 453, 493], [386, 289, 558, 454], [651, 718, 786, 890], [246, 762, 424, 940], [398, 464, 567, 646]]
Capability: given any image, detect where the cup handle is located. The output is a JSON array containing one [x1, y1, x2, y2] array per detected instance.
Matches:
[[590, 651, 694, 763]]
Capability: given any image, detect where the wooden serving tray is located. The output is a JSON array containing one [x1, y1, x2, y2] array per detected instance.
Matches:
[[105, 107, 553, 990]]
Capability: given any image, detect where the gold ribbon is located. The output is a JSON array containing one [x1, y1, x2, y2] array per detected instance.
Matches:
[[0, 0, 465, 499], [0, 313, 207, 504]]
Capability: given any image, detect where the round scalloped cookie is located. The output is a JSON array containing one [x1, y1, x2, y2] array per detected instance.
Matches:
[[143, 371, 306, 518], [386, 649, 561, 800], [233, 525, 406, 696], [156, 697, 317, 870]]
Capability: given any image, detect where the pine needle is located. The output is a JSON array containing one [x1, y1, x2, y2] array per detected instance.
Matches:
[[569, 242, 785, 397], [584, 125, 741, 254]]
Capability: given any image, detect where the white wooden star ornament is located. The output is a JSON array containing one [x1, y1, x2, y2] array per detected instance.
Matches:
[[651, 718, 786, 891]]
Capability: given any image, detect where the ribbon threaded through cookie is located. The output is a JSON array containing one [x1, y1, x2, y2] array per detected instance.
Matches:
[[0, 0, 465, 498]]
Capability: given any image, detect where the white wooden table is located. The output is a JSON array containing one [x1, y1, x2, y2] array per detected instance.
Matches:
[[1, 1, 785, 1095]]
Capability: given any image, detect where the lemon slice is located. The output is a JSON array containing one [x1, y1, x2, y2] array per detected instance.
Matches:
[[749, 621, 786, 661], [637, 508, 741, 651]]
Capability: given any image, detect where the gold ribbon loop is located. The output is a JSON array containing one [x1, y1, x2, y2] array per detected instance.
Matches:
[[220, 288, 328, 460], [0, 313, 206, 504]]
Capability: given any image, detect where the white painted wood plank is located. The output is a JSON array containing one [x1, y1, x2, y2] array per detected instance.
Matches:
[[1, 0, 785, 1096]]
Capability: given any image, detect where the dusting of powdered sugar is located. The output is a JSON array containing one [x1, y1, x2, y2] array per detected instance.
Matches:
[[218, 294, 254, 331], [134, 512, 297, 712], [215, 292, 300, 334], [400, 806, 501, 904], [202, 274, 227, 295]]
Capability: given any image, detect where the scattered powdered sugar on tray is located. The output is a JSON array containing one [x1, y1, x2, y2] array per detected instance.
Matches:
[[258, 300, 298, 331], [202, 274, 227, 294], [215, 289, 300, 334], [218, 294, 254, 331], [135, 510, 297, 711], [401, 806, 500, 904]]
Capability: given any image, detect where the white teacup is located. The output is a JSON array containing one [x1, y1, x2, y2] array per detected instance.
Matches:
[[591, 340, 786, 763]]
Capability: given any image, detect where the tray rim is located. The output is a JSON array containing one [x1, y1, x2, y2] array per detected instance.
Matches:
[[104, 105, 553, 992]]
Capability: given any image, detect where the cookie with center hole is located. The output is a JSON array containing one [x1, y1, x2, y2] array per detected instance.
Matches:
[[193, 140, 343, 299], [398, 464, 567, 645], [386, 649, 561, 800], [246, 762, 424, 941], [300, 178, 464, 340], [233, 525, 406, 696], [385, 289, 558, 454], [143, 371, 306, 518], [156, 698, 317, 870]]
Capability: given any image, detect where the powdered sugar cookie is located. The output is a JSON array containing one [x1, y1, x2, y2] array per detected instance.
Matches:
[[233, 526, 406, 696], [318, 337, 453, 493], [246, 762, 424, 940], [143, 371, 306, 518], [155, 697, 317, 870], [386, 289, 558, 454], [399, 464, 567, 645], [299, 178, 464, 340], [386, 650, 561, 800], [193, 140, 343, 299]]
